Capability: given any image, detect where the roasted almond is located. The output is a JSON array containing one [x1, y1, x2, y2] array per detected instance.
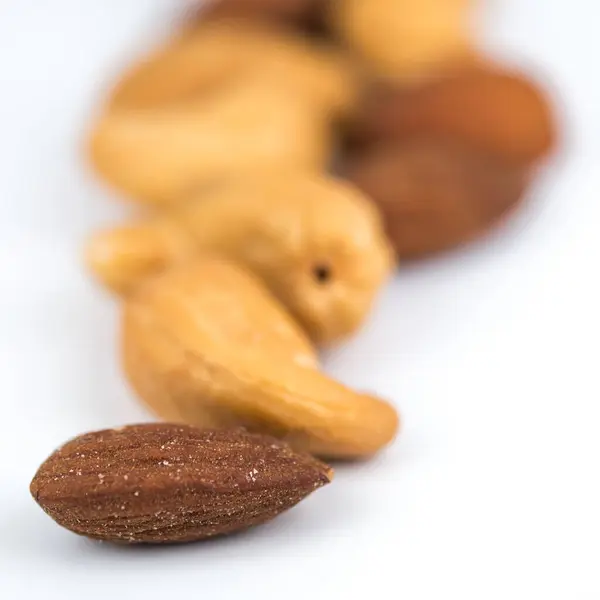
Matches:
[[30, 424, 332, 544], [346, 138, 530, 259], [353, 66, 557, 166]]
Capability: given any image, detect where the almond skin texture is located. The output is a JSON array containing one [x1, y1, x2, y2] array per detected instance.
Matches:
[[353, 67, 556, 166], [30, 424, 332, 544], [346, 139, 529, 259], [121, 258, 400, 459]]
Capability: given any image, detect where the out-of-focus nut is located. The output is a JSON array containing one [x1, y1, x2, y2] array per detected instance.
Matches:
[[109, 17, 359, 117], [122, 257, 400, 459], [332, 0, 473, 83], [353, 67, 557, 166], [89, 79, 331, 206], [203, 0, 323, 24], [87, 174, 395, 345], [346, 139, 530, 259]]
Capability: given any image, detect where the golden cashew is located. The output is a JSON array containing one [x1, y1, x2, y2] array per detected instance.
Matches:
[[108, 17, 359, 116], [122, 257, 400, 459], [87, 174, 395, 345], [89, 79, 331, 206]]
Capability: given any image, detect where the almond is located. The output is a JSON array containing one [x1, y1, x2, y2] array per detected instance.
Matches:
[[346, 138, 529, 259], [353, 66, 556, 166], [30, 424, 332, 544]]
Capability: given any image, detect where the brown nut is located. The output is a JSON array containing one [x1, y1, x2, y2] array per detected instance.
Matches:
[[86, 174, 395, 345], [332, 0, 473, 83], [108, 17, 358, 117], [346, 139, 530, 259], [353, 66, 557, 166], [122, 258, 400, 459], [89, 79, 331, 206], [203, 0, 323, 24], [30, 424, 332, 544]]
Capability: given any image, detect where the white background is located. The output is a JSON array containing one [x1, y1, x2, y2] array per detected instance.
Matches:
[[0, 1, 599, 598]]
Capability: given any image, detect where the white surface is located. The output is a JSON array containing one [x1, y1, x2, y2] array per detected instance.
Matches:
[[0, 1, 599, 598]]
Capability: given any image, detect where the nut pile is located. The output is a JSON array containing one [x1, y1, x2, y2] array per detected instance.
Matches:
[[31, 0, 558, 544]]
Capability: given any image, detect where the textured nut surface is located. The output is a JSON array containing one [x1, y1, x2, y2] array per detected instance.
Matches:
[[347, 139, 529, 259], [122, 258, 399, 458], [30, 424, 332, 544], [108, 17, 358, 117], [354, 67, 556, 165], [333, 0, 473, 82], [90, 79, 330, 205], [87, 174, 395, 345]]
